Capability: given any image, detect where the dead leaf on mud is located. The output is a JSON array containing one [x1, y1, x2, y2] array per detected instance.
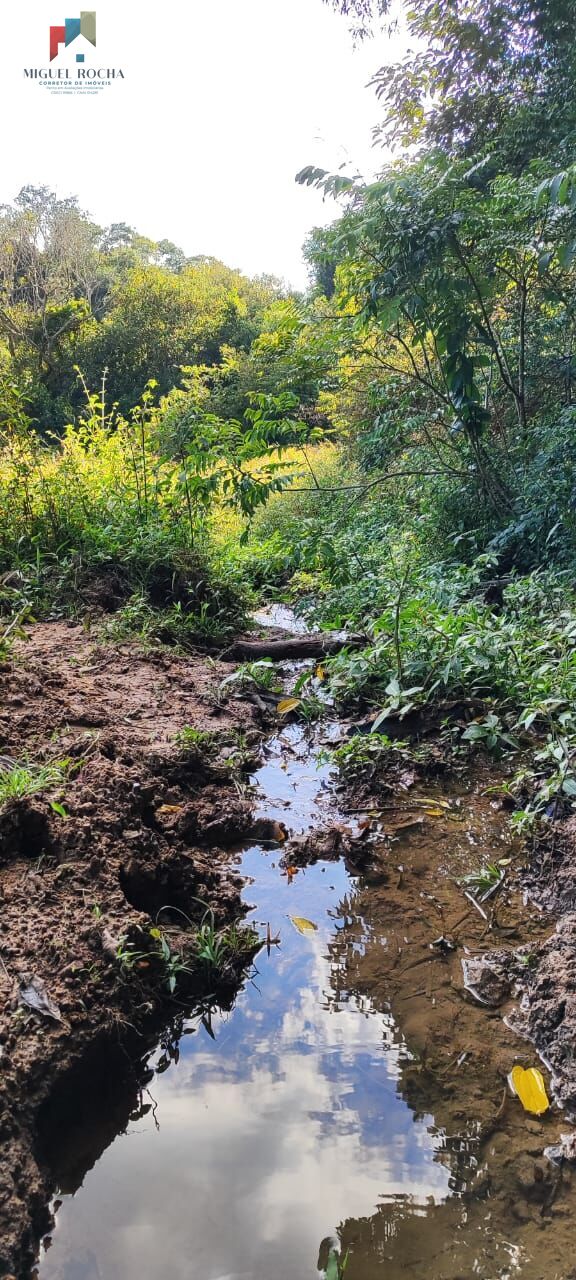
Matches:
[[408, 796, 454, 812], [384, 815, 425, 834], [508, 1065, 550, 1115], [289, 915, 318, 935], [277, 697, 302, 716], [156, 804, 184, 815], [19, 977, 62, 1023]]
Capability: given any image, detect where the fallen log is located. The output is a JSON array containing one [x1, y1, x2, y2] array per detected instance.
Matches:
[[221, 633, 366, 662]]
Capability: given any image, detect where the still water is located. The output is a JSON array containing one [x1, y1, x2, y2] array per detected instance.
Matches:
[[39, 719, 569, 1280], [39, 728, 455, 1280], [41, 847, 452, 1280]]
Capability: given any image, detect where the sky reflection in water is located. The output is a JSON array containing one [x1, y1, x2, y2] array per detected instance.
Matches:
[[41, 839, 451, 1280]]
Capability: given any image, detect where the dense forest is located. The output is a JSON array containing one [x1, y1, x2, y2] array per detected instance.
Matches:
[[3, 0, 576, 825], [4, 3, 576, 1276]]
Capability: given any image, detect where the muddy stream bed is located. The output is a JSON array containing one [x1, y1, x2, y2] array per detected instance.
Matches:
[[26, 609, 576, 1280]]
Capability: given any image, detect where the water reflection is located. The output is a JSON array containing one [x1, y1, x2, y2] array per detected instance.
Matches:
[[40, 849, 451, 1280]]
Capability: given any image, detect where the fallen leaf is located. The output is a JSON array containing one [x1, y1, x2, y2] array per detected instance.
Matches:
[[409, 796, 453, 811], [19, 977, 62, 1023], [277, 697, 302, 716], [425, 807, 445, 818], [289, 915, 318, 935], [282, 865, 299, 880], [385, 815, 425, 834], [509, 1065, 550, 1115], [157, 804, 183, 815], [315, 665, 326, 680]]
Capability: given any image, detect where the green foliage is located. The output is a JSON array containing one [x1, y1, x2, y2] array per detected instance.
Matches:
[[0, 382, 314, 631], [75, 261, 280, 415], [194, 909, 258, 976], [462, 714, 517, 754], [2, 14, 576, 865], [116, 912, 258, 994], [327, 733, 410, 782], [0, 605, 32, 662], [321, 1239, 350, 1280], [327, 0, 576, 164], [461, 861, 507, 896], [0, 758, 71, 806], [296, 145, 576, 572], [0, 188, 286, 426], [175, 727, 219, 752], [220, 659, 281, 696]]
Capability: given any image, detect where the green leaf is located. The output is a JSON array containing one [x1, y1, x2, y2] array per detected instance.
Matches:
[[557, 242, 576, 270], [325, 1253, 340, 1280]]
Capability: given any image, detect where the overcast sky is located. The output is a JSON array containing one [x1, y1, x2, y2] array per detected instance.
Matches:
[[3, 1, 404, 287]]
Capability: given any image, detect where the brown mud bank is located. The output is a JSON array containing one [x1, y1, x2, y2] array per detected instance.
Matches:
[[37, 711, 576, 1280], [0, 622, 265, 1278], [3, 616, 576, 1277], [291, 710, 576, 1128], [315, 793, 576, 1278], [505, 814, 576, 1115]]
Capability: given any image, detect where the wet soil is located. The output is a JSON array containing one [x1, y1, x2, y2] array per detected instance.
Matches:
[[36, 721, 576, 1280], [0, 622, 263, 1277], [503, 814, 576, 1115], [3, 615, 576, 1277]]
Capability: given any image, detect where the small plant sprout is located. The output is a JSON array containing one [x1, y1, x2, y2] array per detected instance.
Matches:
[[219, 659, 281, 697], [461, 859, 510, 900], [462, 713, 517, 754], [175, 726, 219, 752], [0, 758, 72, 807]]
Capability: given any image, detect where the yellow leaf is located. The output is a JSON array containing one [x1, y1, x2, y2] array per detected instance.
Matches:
[[289, 915, 318, 935], [315, 665, 326, 680], [157, 804, 183, 815], [277, 697, 302, 715], [410, 796, 452, 811], [509, 1065, 550, 1115], [425, 807, 444, 817]]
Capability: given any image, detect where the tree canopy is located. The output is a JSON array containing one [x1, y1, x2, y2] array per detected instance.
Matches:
[[327, 0, 576, 163]]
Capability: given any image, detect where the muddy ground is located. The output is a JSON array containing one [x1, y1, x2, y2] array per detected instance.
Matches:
[[3, 620, 576, 1276], [0, 622, 265, 1277], [315, 787, 575, 1278], [301, 731, 576, 1126]]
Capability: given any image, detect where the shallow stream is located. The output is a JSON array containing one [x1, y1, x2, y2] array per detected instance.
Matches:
[[38, 618, 576, 1280]]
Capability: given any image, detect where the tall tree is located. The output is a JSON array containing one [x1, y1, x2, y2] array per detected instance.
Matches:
[[327, 0, 576, 163]]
